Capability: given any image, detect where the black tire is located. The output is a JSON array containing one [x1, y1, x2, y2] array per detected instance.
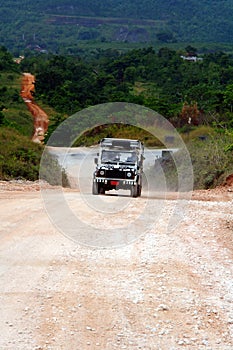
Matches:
[[137, 185, 142, 197], [130, 184, 138, 198], [92, 182, 99, 195]]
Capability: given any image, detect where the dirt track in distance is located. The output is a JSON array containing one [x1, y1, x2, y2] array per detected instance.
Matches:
[[20, 73, 49, 143]]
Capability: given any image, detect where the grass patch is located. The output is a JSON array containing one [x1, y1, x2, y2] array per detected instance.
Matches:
[[187, 132, 233, 189], [0, 127, 70, 186], [3, 108, 34, 137], [146, 127, 233, 190], [0, 127, 43, 180], [181, 125, 216, 143]]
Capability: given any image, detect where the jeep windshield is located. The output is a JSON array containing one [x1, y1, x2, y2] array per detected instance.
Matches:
[[101, 150, 137, 164]]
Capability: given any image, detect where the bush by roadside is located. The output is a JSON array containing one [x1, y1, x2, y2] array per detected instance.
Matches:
[[0, 127, 42, 180], [146, 127, 232, 191], [159, 130, 233, 190], [0, 127, 70, 187], [187, 132, 233, 189]]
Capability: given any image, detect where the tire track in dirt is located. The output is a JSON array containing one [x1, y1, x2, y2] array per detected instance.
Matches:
[[20, 73, 49, 143]]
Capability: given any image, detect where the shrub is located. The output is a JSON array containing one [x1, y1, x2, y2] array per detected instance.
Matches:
[[0, 127, 70, 186], [39, 151, 70, 187], [187, 133, 233, 189], [0, 127, 43, 180]]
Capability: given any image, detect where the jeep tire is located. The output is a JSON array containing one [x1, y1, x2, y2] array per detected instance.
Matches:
[[92, 182, 99, 195], [137, 185, 142, 197], [92, 182, 106, 195], [131, 184, 138, 198]]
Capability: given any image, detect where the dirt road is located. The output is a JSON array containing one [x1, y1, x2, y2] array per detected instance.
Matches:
[[0, 181, 232, 349], [20, 73, 49, 143]]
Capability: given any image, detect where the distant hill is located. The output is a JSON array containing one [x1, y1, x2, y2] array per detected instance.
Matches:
[[1, 0, 233, 54]]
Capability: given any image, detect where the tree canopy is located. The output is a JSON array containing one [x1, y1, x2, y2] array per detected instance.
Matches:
[[1, 0, 233, 54]]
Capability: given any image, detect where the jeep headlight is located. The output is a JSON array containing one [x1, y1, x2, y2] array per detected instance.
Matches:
[[100, 170, 105, 176], [127, 172, 132, 178]]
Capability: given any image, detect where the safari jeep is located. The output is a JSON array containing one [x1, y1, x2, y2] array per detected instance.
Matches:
[[92, 138, 144, 197]]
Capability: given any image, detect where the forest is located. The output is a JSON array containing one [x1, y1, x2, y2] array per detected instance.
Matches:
[[1, 0, 233, 55], [0, 45, 232, 187], [18, 46, 233, 129], [1, 45, 233, 131]]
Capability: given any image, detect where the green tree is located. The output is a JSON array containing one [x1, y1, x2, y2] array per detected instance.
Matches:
[[0, 111, 4, 125], [223, 84, 233, 112], [185, 45, 198, 56]]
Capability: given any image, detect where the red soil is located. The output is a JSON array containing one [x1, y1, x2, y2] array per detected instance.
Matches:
[[20, 73, 49, 143]]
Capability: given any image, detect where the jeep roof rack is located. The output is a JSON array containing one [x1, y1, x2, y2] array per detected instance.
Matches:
[[100, 138, 143, 151]]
